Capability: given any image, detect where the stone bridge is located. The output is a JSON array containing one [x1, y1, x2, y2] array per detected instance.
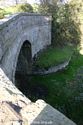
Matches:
[[0, 13, 76, 125], [0, 13, 51, 82]]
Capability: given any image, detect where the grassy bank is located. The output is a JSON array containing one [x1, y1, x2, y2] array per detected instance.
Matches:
[[33, 45, 73, 68], [30, 49, 83, 125], [16, 46, 83, 125]]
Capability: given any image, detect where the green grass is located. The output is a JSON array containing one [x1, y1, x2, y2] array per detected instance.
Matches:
[[34, 45, 73, 68], [35, 51, 82, 124], [19, 47, 83, 125]]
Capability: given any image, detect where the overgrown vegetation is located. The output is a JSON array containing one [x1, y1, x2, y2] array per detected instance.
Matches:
[[0, 8, 6, 19], [17, 47, 83, 125], [33, 45, 73, 68], [0, 0, 83, 124], [38, 0, 82, 46]]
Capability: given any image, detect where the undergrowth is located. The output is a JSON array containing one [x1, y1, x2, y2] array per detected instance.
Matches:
[[33, 45, 73, 68], [16, 46, 83, 125]]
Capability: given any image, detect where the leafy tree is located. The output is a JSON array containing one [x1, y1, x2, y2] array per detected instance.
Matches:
[[38, 0, 81, 46]]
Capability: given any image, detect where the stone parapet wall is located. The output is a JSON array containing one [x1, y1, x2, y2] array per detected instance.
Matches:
[[0, 67, 76, 125]]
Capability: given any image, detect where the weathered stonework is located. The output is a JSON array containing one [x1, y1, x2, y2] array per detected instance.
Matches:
[[0, 13, 51, 82], [32, 58, 71, 75], [0, 68, 76, 125], [0, 13, 76, 125]]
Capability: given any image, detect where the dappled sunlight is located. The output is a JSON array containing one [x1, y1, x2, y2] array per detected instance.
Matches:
[[79, 48, 83, 55], [79, 38, 83, 55], [78, 35, 83, 55]]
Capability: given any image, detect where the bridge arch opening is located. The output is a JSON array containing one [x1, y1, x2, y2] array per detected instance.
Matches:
[[15, 40, 32, 92], [14, 40, 49, 102]]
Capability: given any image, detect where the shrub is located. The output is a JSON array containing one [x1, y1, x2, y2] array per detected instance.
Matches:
[[16, 4, 33, 13], [38, 0, 81, 46], [52, 5, 81, 46], [0, 8, 6, 19]]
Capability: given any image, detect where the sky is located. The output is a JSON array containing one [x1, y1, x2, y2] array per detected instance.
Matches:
[[27, 0, 71, 5], [27, 0, 40, 4]]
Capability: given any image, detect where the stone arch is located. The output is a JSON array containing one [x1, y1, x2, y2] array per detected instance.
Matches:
[[15, 40, 32, 87], [12, 35, 32, 83]]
